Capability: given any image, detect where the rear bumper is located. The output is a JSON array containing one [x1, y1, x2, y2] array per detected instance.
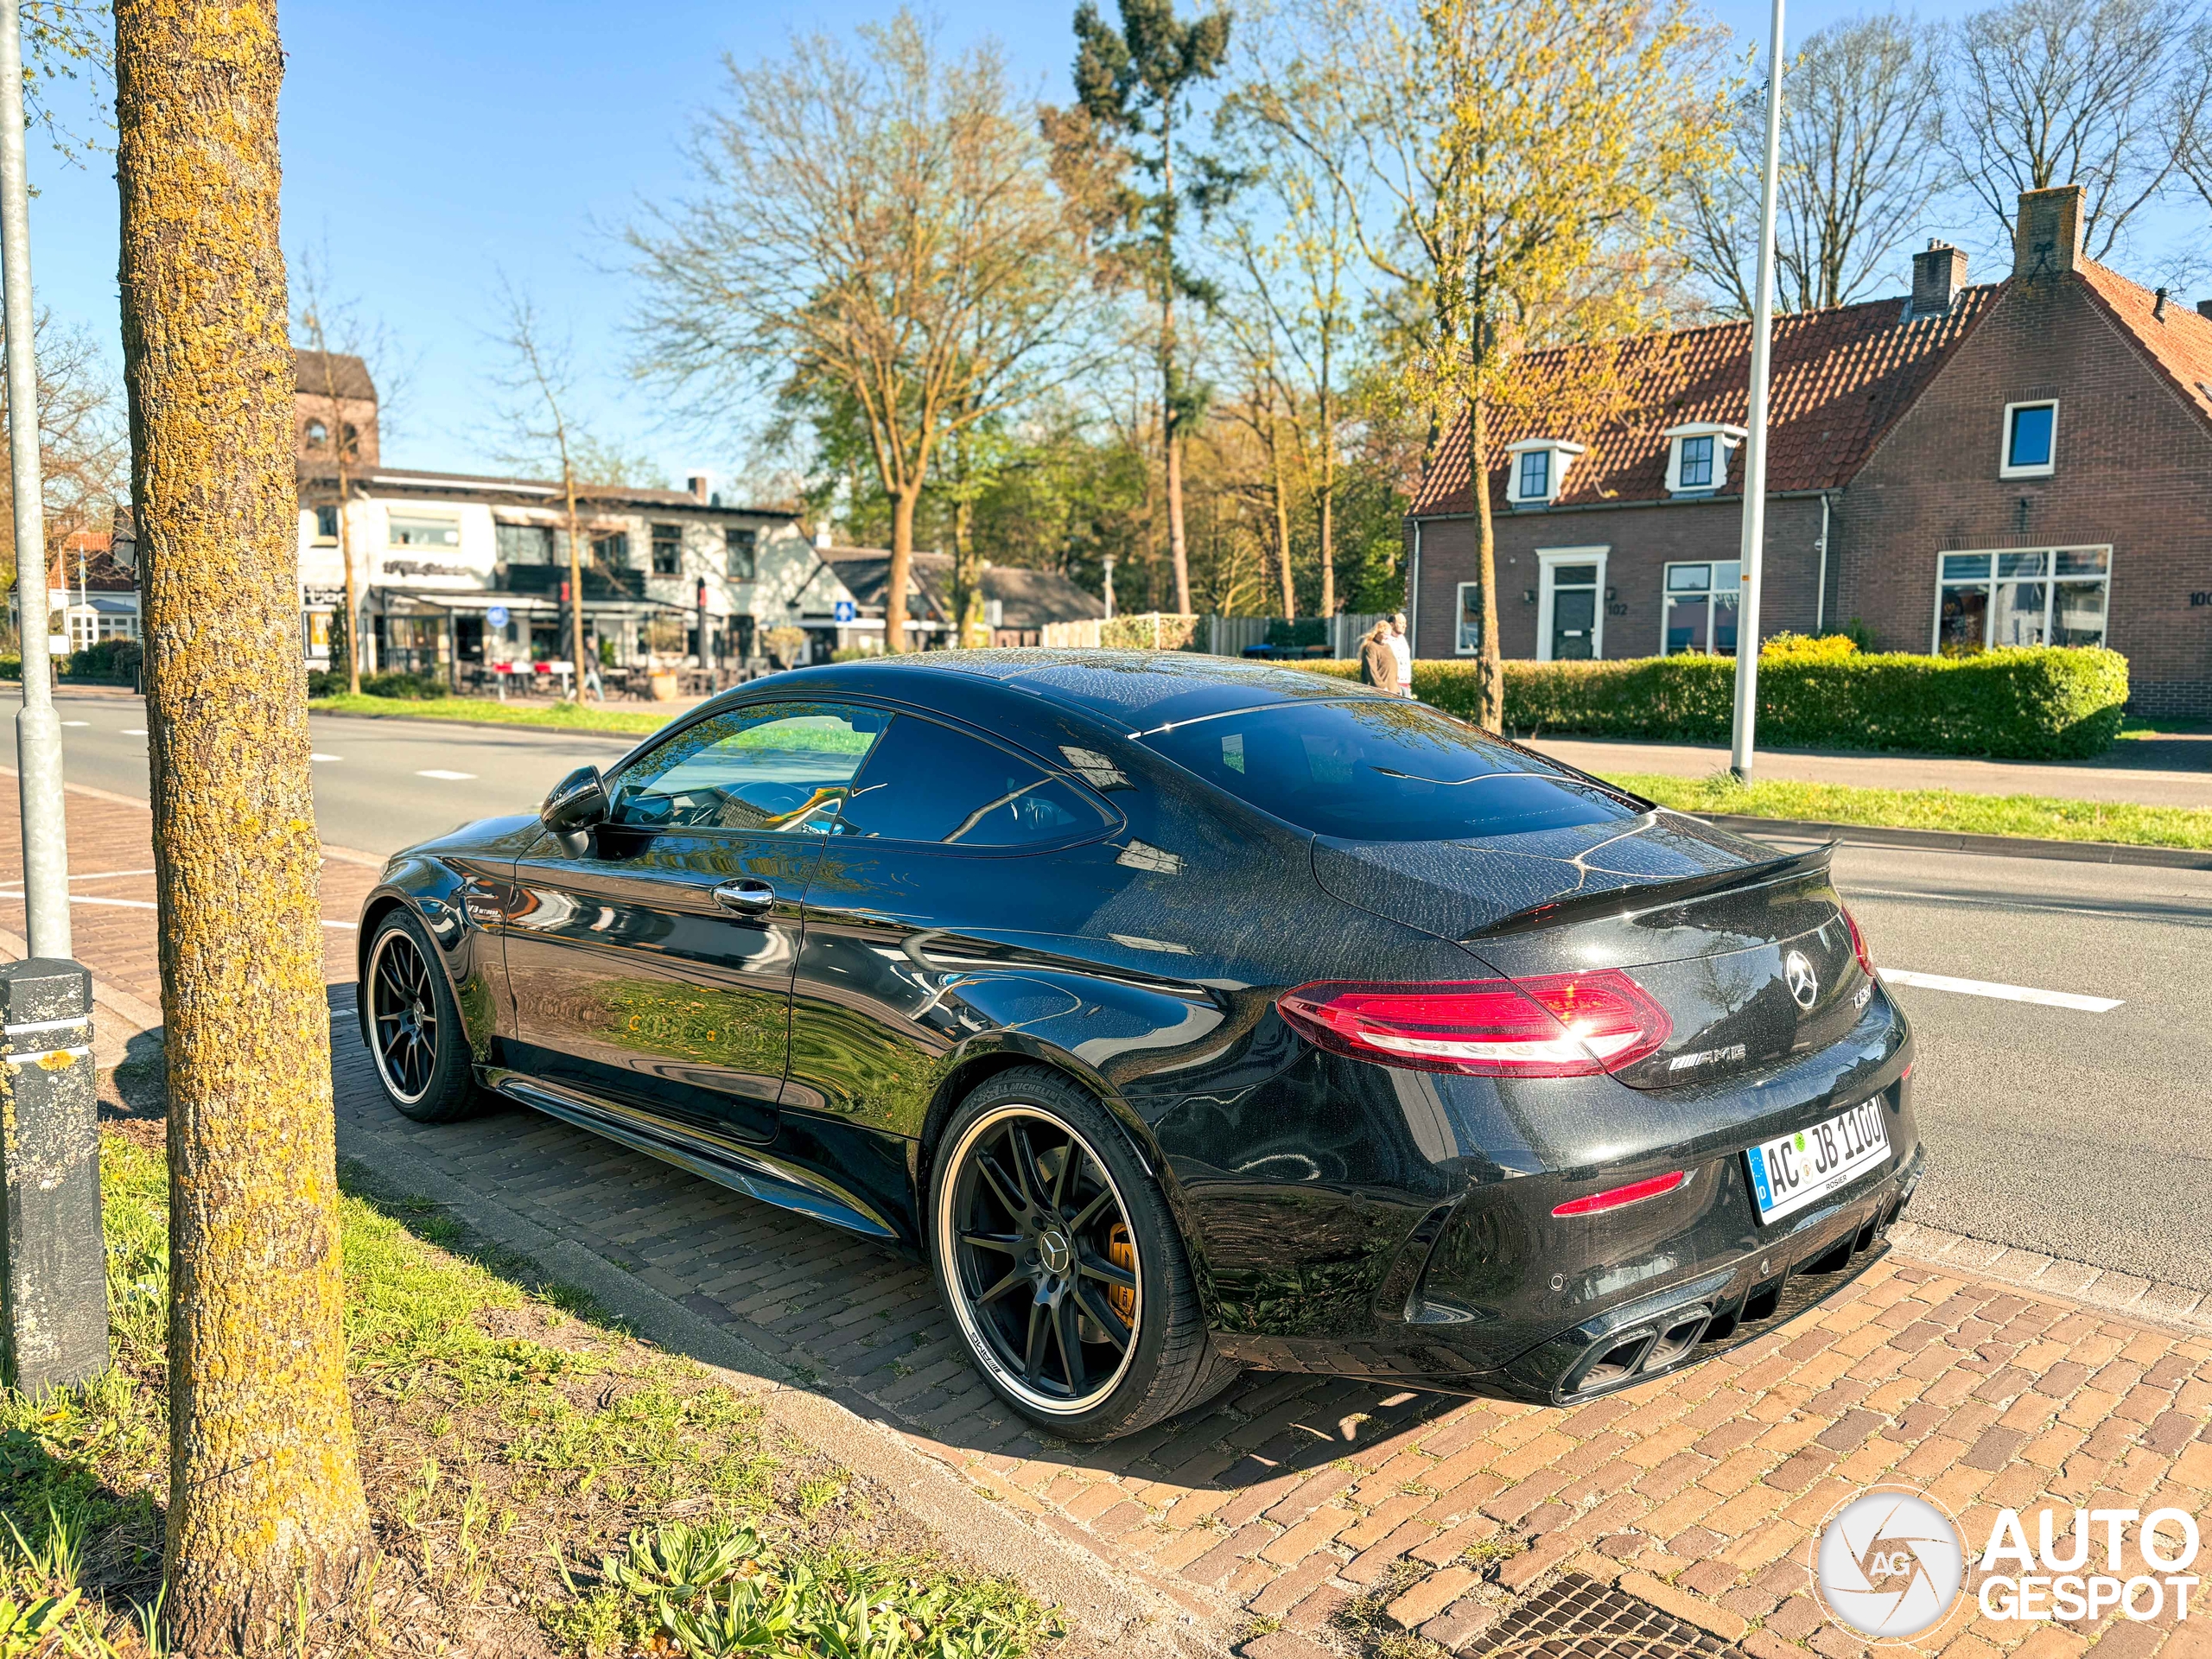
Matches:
[[1484, 1142, 1922, 1403]]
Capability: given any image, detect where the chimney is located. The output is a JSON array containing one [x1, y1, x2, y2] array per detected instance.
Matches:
[[814, 524, 833, 550], [2199, 299, 2212, 321], [685, 473, 711, 503], [1910, 240, 1967, 317], [2154, 288, 2169, 321], [2012, 185, 2083, 281]]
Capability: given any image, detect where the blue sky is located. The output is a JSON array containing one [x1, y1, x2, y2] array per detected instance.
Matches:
[[26, 0, 2182, 492]]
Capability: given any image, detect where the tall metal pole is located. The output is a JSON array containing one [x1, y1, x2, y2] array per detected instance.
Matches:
[[0, 0, 71, 958], [1729, 0, 1787, 786]]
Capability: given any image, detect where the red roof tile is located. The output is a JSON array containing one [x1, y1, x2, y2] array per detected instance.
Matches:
[[2075, 262, 2212, 437], [1411, 288, 1999, 516]]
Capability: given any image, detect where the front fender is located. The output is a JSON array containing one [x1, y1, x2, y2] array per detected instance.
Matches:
[[356, 855, 510, 1065]]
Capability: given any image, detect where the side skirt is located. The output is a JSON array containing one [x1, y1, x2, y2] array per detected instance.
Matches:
[[483, 1068, 901, 1242]]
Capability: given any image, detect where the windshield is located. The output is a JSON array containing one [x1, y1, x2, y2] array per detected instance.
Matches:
[[1141, 699, 1642, 842]]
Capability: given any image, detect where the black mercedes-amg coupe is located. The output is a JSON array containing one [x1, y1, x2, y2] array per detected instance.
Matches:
[[357, 652, 1921, 1440]]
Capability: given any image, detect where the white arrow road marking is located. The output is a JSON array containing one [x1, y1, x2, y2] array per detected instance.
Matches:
[[416, 769, 475, 780], [1878, 967, 2122, 1014]]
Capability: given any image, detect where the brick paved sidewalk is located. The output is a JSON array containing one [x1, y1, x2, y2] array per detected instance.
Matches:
[[16, 781, 2212, 1659]]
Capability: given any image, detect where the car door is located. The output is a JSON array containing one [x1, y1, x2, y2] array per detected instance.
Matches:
[[784, 711, 1121, 1139], [504, 700, 889, 1149]]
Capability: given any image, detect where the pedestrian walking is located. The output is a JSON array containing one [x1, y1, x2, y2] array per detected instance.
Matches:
[[1359, 619, 1401, 696], [1389, 613, 1414, 697]]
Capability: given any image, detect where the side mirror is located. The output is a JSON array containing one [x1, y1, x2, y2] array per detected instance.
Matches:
[[540, 765, 607, 856]]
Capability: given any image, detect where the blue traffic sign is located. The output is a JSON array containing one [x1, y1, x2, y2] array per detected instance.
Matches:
[[486, 605, 510, 627], [833, 599, 856, 623]]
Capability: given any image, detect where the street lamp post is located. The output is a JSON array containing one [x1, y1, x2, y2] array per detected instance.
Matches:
[[0, 0, 107, 1393], [1730, 0, 1787, 785]]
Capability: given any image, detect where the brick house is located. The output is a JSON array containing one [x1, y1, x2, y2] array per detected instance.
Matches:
[[1405, 186, 2212, 715]]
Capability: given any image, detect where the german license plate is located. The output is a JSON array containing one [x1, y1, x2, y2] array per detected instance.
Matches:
[[1746, 1100, 1890, 1223]]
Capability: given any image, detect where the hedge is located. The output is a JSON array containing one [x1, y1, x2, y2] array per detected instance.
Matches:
[[1298, 646, 2128, 760]]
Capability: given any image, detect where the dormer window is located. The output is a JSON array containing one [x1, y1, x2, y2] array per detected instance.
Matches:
[[1663, 423, 1746, 496], [1503, 438, 1584, 506]]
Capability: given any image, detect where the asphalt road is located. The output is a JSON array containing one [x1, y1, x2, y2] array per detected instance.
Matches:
[[0, 685, 649, 856], [10, 686, 2209, 1289]]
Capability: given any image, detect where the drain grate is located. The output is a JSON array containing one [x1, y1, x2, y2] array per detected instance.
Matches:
[[1462, 1573, 1747, 1659]]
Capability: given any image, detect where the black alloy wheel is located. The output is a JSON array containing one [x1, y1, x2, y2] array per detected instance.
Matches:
[[365, 912, 476, 1122], [931, 1068, 1239, 1439]]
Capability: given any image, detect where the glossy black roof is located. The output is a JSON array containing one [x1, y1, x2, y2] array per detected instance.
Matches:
[[760, 649, 1387, 732]]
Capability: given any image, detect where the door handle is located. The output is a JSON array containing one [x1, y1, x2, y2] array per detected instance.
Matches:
[[713, 879, 776, 912]]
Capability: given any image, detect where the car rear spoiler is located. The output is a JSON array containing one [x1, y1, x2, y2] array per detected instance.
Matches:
[[1464, 842, 1837, 941]]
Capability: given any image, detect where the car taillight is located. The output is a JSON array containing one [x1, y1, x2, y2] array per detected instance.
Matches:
[[1276, 970, 1671, 1077], [1841, 906, 1876, 978]]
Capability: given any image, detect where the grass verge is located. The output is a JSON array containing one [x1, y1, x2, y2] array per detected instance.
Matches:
[[308, 692, 675, 736], [1608, 771, 2212, 850], [1, 1133, 1051, 1657]]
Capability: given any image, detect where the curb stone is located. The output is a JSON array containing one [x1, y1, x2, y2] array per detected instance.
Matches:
[[1890, 1219, 2211, 1333]]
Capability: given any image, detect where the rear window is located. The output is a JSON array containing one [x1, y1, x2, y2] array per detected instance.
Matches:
[[1141, 700, 1638, 842]]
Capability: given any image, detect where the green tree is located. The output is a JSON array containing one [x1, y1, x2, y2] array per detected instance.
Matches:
[[1065, 0, 1231, 617], [114, 0, 372, 1643], [1259, 0, 1720, 728]]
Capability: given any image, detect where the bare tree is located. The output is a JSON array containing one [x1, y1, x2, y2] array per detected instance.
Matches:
[[291, 245, 408, 691], [2172, 16, 2212, 226], [1214, 28, 1366, 616], [116, 0, 372, 1642], [1945, 0, 2204, 260], [629, 10, 1086, 653], [1688, 14, 1950, 315], [0, 313, 125, 615], [490, 278, 597, 702]]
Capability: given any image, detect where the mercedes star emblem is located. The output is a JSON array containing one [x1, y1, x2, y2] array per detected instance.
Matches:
[[1785, 950, 1820, 1009]]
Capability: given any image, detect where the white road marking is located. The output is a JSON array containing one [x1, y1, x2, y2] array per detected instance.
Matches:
[[311, 753, 342, 761], [60, 720, 87, 728], [69, 869, 157, 882], [1878, 967, 2123, 1014], [119, 728, 146, 736], [0, 890, 354, 928], [416, 769, 476, 781]]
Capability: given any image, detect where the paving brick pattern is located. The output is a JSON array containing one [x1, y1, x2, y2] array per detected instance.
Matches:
[[16, 785, 2212, 1659]]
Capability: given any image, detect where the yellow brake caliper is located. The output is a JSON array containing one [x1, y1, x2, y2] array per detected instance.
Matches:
[[1106, 1222, 1136, 1322]]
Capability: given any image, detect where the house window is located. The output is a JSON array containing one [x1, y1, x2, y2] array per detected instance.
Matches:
[[304, 419, 327, 449], [651, 522, 682, 575], [1935, 547, 2109, 652], [496, 523, 556, 565], [727, 526, 758, 581], [313, 505, 340, 544], [1678, 436, 1713, 488], [388, 513, 461, 549], [594, 531, 632, 568], [1662, 561, 1741, 655], [2000, 401, 2057, 478], [1504, 439, 1582, 506], [1663, 423, 1744, 495], [1455, 582, 1483, 653]]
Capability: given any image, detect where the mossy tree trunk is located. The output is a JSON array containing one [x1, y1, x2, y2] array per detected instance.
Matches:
[[113, 1, 372, 1649]]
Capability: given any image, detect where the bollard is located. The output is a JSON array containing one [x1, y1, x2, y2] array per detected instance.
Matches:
[[0, 959, 107, 1391]]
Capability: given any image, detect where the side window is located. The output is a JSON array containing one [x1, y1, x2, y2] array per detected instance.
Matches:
[[608, 702, 887, 834], [835, 717, 1105, 848]]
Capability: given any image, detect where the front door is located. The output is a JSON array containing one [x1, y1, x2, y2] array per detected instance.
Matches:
[[504, 700, 888, 1148], [1545, 560, 1601, 661]]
